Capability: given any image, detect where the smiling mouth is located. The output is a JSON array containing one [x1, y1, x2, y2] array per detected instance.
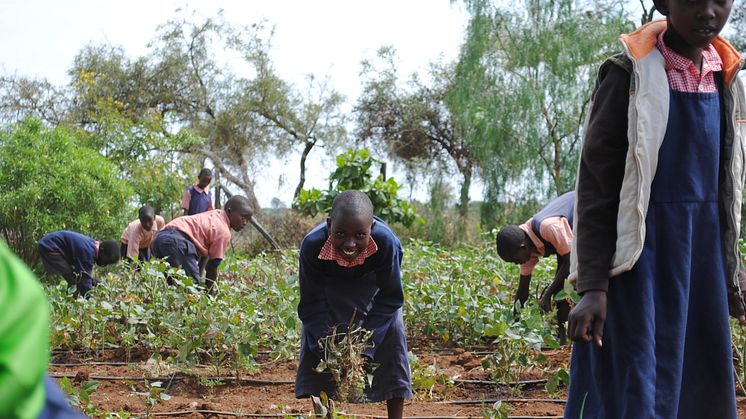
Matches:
[[342, 249, 358, 257], [695, 27, 715, 35]]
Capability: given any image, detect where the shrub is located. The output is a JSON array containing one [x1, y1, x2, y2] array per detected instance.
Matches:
[[0, 118, 133, 264], [294, 149, 422, 227]]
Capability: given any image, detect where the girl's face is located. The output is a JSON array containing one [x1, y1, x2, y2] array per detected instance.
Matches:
[[659, 0, 732, 52], [327, 214, 374, 262]]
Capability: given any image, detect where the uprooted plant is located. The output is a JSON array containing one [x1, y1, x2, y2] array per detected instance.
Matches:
[[315, 315, 376, 403]]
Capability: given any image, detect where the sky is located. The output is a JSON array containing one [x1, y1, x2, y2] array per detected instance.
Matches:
[[0, 0, 471, 207]]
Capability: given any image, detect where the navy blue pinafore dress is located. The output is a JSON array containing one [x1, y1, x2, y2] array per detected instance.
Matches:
[[564, 80, 737, 418]]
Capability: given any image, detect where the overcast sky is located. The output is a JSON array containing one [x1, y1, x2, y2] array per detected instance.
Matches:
[[0, 0, 471, 207]]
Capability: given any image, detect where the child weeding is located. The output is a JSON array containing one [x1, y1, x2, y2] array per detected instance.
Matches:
[[295, 190, 412, 419], [566, 2, 746, 417], [496, 191, 574, 344], [119, 205, 166, 262], [38, 231, 119, 297], [182, 168, 215, 276], [151, 195, 252, 290]]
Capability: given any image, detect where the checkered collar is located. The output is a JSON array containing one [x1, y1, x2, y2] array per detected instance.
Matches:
[[318, 234, 379, 268], [657, 30, 722, 74]]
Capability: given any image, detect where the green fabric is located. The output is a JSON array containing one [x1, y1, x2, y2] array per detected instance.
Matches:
[[0, 240, 48, 418]]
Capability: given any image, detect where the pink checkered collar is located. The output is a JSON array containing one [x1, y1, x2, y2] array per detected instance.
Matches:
[[318, 235, 379, 268], [657, 30, 722, 74]]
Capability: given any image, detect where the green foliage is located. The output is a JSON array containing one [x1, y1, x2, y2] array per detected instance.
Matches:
[[59, 377, 101, 415], [294, 149, 422, 227], [402, 238, 557, 347], [408, 352, 454, 400], [49, 253, 300, 367], [451, 0, 635, 225], [0, 118, 133, 264]]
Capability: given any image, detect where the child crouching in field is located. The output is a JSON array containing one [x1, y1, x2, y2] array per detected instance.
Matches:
[[150, 195, 252, 290], [120, 205, 166, 262], [38, 230, 119, 298], [295, 190, 412, 419]]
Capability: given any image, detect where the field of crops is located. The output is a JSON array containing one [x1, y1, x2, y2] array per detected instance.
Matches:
[[46, 237, 746, 418]]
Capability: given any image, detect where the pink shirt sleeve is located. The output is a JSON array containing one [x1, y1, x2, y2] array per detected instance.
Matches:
[[181, 188, 191, 210], [155, 215, 166, 230], [538, 216, 573, 256], [208, 192, 214, 211]]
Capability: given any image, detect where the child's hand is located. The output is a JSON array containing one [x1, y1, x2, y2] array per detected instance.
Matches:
[[727, 287, 746, 326], [538, 292, 552, 313], [568, 290, 607, 347]]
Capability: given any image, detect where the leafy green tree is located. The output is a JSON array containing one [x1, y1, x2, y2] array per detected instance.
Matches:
[[68, 12, 346, 209], [294, 149, 421, 227], [451, 0, 634, 226], [355, 47, 476, 218], [0, 118, 133, 264]]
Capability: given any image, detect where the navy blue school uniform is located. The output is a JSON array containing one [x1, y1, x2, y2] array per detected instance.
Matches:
[[565, 69, 737, 418], [38, 231, 98, 296], [184, 186, 213, 216], [295, 217, 412, 402]]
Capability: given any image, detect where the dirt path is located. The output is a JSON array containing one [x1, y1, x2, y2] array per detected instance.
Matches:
[[50, 347, 746, 418]]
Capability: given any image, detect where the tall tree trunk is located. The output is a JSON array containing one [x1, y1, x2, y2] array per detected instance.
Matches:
[[458, 162, 472, 218], [293, 138, 316, 200]]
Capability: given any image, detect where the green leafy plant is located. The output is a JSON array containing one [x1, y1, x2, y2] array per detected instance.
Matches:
[[294, 149, 422, 227], [0, 118, 133, 265], [59, 377, 100, 415], [408, 352, 454, 400]]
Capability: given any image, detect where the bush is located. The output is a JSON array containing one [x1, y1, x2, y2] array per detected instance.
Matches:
[[294, 149, 422, 227], [0, 118, 133, 264]]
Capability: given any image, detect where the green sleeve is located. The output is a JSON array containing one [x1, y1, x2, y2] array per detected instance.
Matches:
[[0, 241, 49, 418]]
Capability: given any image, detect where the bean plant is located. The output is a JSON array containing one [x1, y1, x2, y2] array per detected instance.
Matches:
[[47, 236, 564, 380]]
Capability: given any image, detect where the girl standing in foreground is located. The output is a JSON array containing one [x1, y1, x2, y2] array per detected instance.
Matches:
[[566, 1, 746, 418]]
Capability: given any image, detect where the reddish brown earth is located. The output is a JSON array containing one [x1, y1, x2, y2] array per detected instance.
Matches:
[[49, 347, 746, 418]]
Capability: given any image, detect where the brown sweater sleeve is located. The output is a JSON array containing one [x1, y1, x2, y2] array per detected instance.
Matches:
[[575, 61, 631, 293]]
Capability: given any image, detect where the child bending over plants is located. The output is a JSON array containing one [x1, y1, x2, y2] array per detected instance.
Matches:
[[295, 190, 412, 419]]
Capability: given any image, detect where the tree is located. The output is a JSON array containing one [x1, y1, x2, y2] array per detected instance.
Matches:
[[0, 118, 133, 264], [294, 149, 421, 227], [450, 0, 634, 226], [355, 47, 476, 218], [103, 11, 347, 208], [0, 11, 347, 214]]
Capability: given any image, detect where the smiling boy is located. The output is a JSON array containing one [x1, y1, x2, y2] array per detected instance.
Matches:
[[295, 190, 412, 419]]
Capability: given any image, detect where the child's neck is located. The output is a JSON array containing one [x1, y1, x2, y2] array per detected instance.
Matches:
[[663, 28, 705, 75]]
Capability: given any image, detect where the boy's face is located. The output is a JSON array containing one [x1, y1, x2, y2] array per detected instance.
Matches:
[[327, 214, 374, 262], [139, 214, 155, 231], [198, 174, 212, 189], [507, 242, 533, 265], [657, 0, 732, 50], [227, 206, 252, 231]]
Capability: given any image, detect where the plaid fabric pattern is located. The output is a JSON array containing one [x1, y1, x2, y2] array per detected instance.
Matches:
[[657, 31, 722, 93], [318, 235, 378, 268]]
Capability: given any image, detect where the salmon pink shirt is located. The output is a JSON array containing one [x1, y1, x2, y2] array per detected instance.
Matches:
[[120, 215, 166, 259], [163, 210, 232, 260]]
